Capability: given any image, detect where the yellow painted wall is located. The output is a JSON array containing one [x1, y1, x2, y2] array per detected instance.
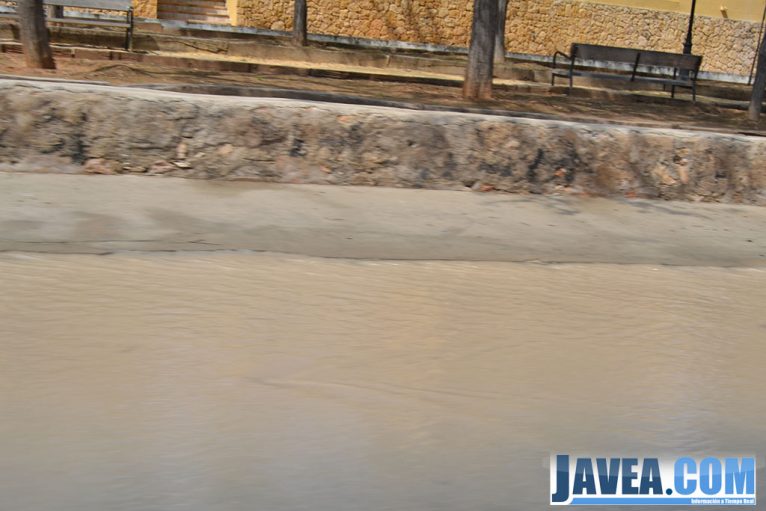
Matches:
[[586, 0, 766, 22]]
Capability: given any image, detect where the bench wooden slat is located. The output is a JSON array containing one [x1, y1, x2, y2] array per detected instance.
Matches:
[[633, 75, 695, 86], [637, 50, 701, 71], [553, 68, 693, 84], [47, 16, 130, 27], [2, 0, 132, 11], [564, 70, 692, 83], [570, 44, 702, 72], [572, 44, 639, 65], [568, 71, 634, 79], [0, 0, 133, 50], [44, 0, 132, 11]]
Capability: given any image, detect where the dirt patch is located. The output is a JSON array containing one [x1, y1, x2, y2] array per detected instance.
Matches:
[[0, 52, 762, 134]]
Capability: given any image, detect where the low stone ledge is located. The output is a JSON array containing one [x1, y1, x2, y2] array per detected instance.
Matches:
[[1, 80, 764, 204]]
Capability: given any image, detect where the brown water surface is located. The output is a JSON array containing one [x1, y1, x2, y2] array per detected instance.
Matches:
[[1, 252, 764, 511]]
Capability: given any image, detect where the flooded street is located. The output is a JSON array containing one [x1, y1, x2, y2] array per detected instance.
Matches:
[[2, 252, 765, 511], [1, 174, 766, 510]]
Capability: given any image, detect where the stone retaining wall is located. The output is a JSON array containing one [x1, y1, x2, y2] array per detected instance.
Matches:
[[229, 0, 761, 76], [1, 80, 765, 204]]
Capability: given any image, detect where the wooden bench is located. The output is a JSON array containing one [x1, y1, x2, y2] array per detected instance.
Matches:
[[0, 0, 134, 50], [551, 43, 703, 102]]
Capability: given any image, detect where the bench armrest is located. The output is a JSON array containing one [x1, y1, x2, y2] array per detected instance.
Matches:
[[552, 50, 572, 69]]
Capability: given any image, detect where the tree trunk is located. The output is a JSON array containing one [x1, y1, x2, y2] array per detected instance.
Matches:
[[292, 0, 307, 46], [494, 0, 508, 65], [749, 28, 766, 121], [463, 0, 498, 100], [18, 0, 55, 69]]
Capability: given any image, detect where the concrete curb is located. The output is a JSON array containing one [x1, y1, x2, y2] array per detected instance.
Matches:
[[0, 41, 465, 87]]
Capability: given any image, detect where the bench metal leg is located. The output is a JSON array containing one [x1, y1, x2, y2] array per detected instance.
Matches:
[[46, 5, 64, 18], [671, 85, 675, 99], [124, 8, 133, 51]]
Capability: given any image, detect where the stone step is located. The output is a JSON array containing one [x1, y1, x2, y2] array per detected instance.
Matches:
[[159, 0, 227, 9], [157, 0, 231, 24], [158, 5, 229, 16], [157, 12, 231, 23]]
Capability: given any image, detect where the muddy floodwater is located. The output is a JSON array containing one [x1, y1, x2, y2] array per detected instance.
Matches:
[[1, 252, 765, 511]]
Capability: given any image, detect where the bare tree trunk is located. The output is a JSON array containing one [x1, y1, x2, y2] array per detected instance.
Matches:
[[494, 0, 508, 65], [749, 28, 766, 121], [18, 0, 55, 69], [292, 0, 307, 46], [463, 0, 498, 100]]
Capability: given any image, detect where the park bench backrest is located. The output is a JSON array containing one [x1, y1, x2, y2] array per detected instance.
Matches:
[[637, 50, 702, 72], [570, 43, 701, 73], [43, 0, 132, 11], [571, 43, 639, 64]]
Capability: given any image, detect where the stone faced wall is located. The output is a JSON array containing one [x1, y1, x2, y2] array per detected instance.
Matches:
[[133, 0, 157, 18], [2, 81, 765, 205], [232, 0, 761, 76], [236, 0, 475, 44], [507, 0, 761, 76]]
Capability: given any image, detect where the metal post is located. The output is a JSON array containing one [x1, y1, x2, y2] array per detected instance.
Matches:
[[683, 0, 698, 54], [748, 0, 766, 85], [494, 0, 508, 64], [749, 20, 766, 120]]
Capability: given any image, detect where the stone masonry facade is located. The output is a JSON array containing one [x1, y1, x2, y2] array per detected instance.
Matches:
[[134, 0, 157, 18], [222, 0, 761, 76]]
